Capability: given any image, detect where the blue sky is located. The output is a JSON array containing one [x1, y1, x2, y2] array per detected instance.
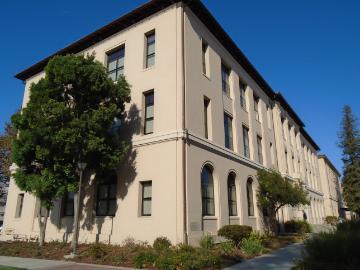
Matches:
[[1, 0, 359, 174]]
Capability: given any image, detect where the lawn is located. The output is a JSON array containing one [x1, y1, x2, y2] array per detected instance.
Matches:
[[0, 266, 26, 270]]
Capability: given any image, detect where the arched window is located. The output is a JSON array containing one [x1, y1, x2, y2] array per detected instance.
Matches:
[[247, 178, 254, 216], [228, 173, 237, 216], [201, 165, 215, 216]]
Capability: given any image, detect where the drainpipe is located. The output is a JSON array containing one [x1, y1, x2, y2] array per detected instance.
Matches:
[[180, 3, 188, 244]]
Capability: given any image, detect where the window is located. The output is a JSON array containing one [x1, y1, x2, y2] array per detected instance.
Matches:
[[145, 31, 155, 68], [257, 135, 263, 165], [285, 150, 289, 173], [242, 125, 250, 158], [141, 181, 152, 216], [247, 179, 254, 216], [107, 47, 125, 81], [221, 64, 230, 96], [204, 97, 210, 139], [224, 113, 233, 150], [267, 105, 272, 129], [202, 41, 209, 76], [201, 165, 215, 216], [144, 91, 154, 134], [270, 142, 275, 166], [254, 95, 260, 121], [228, 174, 237, 216], [96, 172, 117, 216], [239, 82, 247, 110], [15, 194, 24, 218], [62, 192, 75, 217]]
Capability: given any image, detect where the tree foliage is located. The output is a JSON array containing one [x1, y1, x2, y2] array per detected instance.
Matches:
[[257, 169, 309, 234], [0, 123, 16, 203], [338, 105, 360, 215], [11, 54, 131, 245]]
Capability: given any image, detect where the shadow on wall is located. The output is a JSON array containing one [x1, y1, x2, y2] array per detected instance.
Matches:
[[50, 104, 141, 243]]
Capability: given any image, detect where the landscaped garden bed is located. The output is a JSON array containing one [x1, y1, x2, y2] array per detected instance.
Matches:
[[0, 230, 304, 269]]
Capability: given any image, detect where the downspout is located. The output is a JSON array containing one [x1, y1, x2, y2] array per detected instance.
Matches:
[[181, 2, 188, 244]]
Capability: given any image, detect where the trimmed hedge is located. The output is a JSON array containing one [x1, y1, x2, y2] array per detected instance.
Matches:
[[218, 225, 252, 246], [284, 220, 311, 234]]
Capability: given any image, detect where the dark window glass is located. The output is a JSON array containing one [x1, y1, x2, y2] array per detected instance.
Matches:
[[202, 42, 208, 75], [144, 91, 154, 134], [221, 64, 230, 96], [63, 192, 75, 217], [254, 95, 260, 121], [243, 126, 250, 158], [247, 179, 254, 216], [16, 194, 24, 218], [96, 172, 117, 216], [146, 32, 155, 68], [240, 83, 247, 109], [228, 174, 237, 216], [201, 166, 215, 216], [257, 136, 263, 164], [107, 47, 125, 81], [224, 114, 233, 150], [141, 181, 152, 216], [204, 98, 210, 139]]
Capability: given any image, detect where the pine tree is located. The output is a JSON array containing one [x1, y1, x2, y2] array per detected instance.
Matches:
[[338, 105, 360, 214]]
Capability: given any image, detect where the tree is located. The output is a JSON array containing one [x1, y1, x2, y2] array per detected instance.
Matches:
[[338, 105, 360, 215], [338, 105, 360, 167], [0, 123, 16, 204], [257, 169, 310, 234], [11, 54, 131, 247]]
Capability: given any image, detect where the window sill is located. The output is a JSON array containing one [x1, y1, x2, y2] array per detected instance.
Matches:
[[229, 216, 240, 220], [143, 66, 155, 72], [248, 216, 257, 219], [139, 215, 152, 219], [202, 216, 217, 220]]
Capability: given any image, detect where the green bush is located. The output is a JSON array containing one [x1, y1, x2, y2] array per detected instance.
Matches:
[[240, 232, 264, 257], [87, 242, 109, 259], [284, 220, 311, 234], [218, 241, 235, 256], [337, 219, 360, 232], [295, 223, 360, 270], [153, 237, 172, 251], [176, 243, 196, 253], [218, 225, 253, 246], [325, 216, 338, 226], [199, 234, 215, 250], [134, 249, 158, 269]]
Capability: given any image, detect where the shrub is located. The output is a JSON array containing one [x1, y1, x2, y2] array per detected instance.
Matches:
[[177, 243, 196, 253], [134, 249, 158, 269], [87, 242, 109, 259], [284, 220, 311, 234], [325, 216, 338, 226], [337, 219, 360, 232], [218, 241, 235, 256], [294, 226, 360, 270], [218, 225, 252, 246], [199, 234, 215, 250], [153, 237, 172, 251], [240, 232, 264, 257]]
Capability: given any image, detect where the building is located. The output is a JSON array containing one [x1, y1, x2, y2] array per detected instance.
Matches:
[[2, 0, 341, 245], [318, 155, 342, 218]]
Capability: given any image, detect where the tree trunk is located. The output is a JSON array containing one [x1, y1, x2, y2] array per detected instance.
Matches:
[[38, 206, 49, 246], [269, 208, 279, 236], [71, 170, 83, 255]]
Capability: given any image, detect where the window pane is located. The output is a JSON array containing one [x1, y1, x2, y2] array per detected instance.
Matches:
[[97, 201, 107, 216], [145, 119, 154, 134], [109, 184, 117, 199], [143, 199, 152, 215], [146, 104, 154, 118], [117, 57, 125, 68], [108, 60, 117, 71], [147, 43, 155, 55], [65, 202, 74, 216], [108, 71, 117, 81], [147, 54, 155, 67], [147, 33, 155, 44], [143, 183, 152, 198], [207, 199, 215, 216], [98, 185, 108, 199], [108, 200, 117, 216]]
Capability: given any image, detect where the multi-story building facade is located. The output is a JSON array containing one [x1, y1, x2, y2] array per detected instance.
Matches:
[[2, 0, 340, 245], [318, 155, 342, 218]]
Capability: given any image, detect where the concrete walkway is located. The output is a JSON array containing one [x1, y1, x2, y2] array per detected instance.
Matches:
[[224, 243, 304, 270], [0, 256, 131, 270]]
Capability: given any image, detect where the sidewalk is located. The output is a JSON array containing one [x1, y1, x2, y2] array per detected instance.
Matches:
[[0, 256, 131, 270], [223, 243, 304, 270]]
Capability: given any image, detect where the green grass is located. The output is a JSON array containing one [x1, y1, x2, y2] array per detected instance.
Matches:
[[0, 266, 26, 270]]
